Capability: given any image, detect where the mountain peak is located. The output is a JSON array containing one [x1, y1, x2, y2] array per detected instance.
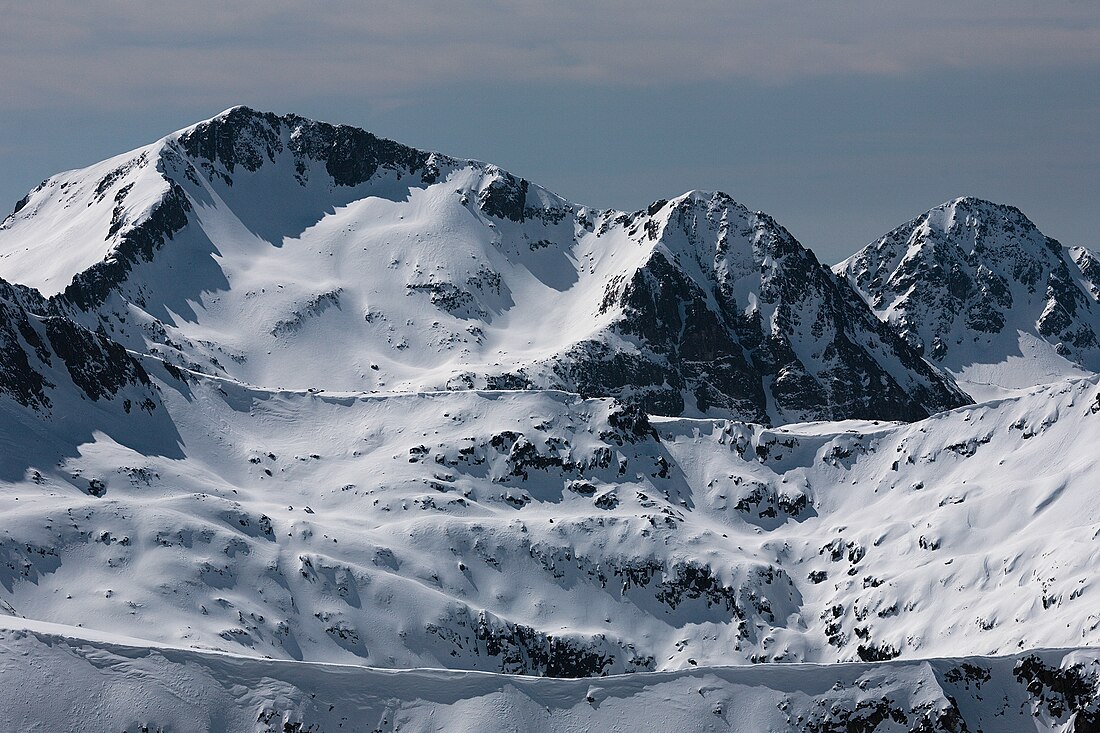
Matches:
[[171, 104, 281, 146], [839, 197, 1100, 388], [217, 103, 257, 115], [944, 195, 1014, 210], [918, 196, 1039, 240], [658, 190, 753, 220], [207, 103, 260, 121], [0, 108, 970, 425], [671, 189, 737, 204]]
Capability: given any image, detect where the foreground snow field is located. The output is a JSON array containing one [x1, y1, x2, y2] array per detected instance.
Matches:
[[2, 618, 1099, 732], [2, 107, 1100, 730]]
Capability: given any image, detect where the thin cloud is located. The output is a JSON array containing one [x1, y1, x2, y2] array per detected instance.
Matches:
[[2, 1, 1099, 110]]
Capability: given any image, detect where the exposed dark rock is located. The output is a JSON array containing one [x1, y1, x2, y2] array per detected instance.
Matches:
[[856, 641, 901, 662], [605, 403, 657, 442], [62, 182, 192, 310], [558, 192, 969, 423], [0, 290, 52, 409], [10, 192, 31, 217], [425, 607, 652, 677], [1014, 654, 1100, 723], [478, 171, 529, 222], [175, 106, 437, 189], [43, 317, 151, 401]]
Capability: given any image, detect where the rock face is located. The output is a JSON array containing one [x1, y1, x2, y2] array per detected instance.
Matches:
[[0, 282, 52, 410], [174, 106, 439, 190], [545, 192, 970, 422], [838, 197, 1100, 390], [0, 106, 967, 425], [0, 277, 156, 412]]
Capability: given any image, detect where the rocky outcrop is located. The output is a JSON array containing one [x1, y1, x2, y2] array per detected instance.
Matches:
[[0, 276, 157, 411], [174, 106, 441, 189], [0, 284, 53, 410]]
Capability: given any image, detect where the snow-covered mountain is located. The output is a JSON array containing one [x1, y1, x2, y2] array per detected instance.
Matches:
[[838, 197, 1100, 398], [0, 106, 967, 425], [2, 108, 1100, 731]]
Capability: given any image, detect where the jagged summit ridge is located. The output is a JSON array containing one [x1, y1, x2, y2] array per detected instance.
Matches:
[[173, 105, 445, 190], [556, 190, 970, 422], [0, 107, 967, 424]]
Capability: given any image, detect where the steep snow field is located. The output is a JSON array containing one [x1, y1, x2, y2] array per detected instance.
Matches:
[[0, 144, 170, 296]]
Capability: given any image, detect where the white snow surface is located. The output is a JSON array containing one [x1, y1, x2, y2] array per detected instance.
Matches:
[[1, 111, 635, 393], [2, 617, 1099, 732], [0, 143, 169, 296], [4, 359, 1100, 673]]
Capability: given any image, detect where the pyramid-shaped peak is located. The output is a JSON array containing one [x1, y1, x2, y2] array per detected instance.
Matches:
[[838, 194, 1097, 380]]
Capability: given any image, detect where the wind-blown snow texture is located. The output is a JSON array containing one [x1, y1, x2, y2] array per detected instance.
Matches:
[[1, 107, 1099, 731]]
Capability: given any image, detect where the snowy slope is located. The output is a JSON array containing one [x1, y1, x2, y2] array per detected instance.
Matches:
[[2, 356, 1100, 674], [838, 197, 1100, 398], [0, 145, 171, 296], [2, 619, 1099, 732], [0, 106, 966, 425]]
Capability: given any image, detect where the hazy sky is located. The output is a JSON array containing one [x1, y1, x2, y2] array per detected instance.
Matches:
[[1, 1, 1097, 263]]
